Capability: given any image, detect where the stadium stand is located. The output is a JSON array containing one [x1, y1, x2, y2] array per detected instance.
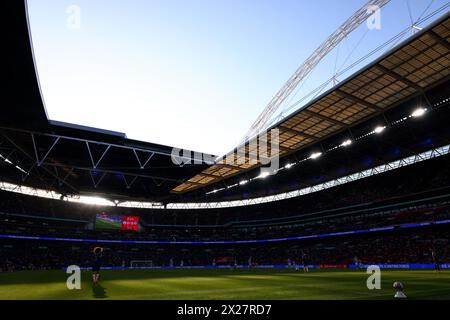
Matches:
[[1, 151, 450, 271], [1, 2, 449, 279]]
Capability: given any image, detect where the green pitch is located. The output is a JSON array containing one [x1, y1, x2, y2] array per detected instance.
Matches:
[[95, 218, 121, 230], [0, 269, 448, 300]]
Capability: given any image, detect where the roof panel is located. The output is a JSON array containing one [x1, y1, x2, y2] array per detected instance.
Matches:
[[172, 15, 450, 194]]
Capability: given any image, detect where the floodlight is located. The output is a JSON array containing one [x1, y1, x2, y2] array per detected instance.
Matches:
[[411, 108, 426, 118], [77, 196, 113, 206], [284, 163, 294, 169], [341, 139, 352, 147], [15, 165, 27, 174], [374, 126, 385, 134], [258, 171, 270, 179], [309, 152, 322, 159]]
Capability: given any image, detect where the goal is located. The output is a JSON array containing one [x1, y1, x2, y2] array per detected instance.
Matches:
[[130, 260, 153, 268]]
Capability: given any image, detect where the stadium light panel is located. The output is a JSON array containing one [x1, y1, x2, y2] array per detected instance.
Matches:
[[341, 139, 352, 147], [411, 108, 426, 118], [257, 171, 271, 179], [374, 126, 386, 134], [73, 196, 114, 206], [239, 180, 248, 186], [15, 166, 27, 174], [1, 153, 28, 173], [309, 152, 322, 160], [284, 163, 294, 169]]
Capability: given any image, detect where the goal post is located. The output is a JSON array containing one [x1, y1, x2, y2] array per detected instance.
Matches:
[[130, 260, 153, 268]]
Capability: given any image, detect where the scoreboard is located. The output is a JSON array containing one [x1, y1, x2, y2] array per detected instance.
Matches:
[[121, 215, 140, 231], [95, 212, 140, 231]]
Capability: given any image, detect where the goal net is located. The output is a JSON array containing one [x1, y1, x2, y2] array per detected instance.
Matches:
[[130, 260, 153, 268]]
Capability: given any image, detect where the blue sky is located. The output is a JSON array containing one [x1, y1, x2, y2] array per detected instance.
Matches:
[[26, 0, 447, 155]]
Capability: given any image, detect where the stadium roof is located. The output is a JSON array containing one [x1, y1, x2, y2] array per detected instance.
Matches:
[[1, 2, 449, 203], [1, 1, 212, 201], [172, 13, 450, 193]]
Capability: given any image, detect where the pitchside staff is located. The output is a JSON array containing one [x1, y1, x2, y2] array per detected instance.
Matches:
[[431, 249, 441, 272], [92, 247, 110, 285]]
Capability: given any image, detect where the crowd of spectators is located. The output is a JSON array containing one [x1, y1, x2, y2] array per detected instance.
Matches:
[[1, 153, 449, 272], [1, 202, 449, 242], [1, 225, 448, 272]]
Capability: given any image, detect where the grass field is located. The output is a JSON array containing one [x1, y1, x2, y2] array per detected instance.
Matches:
[[95, 218, 121, 230], [0, 269, 448, 300]]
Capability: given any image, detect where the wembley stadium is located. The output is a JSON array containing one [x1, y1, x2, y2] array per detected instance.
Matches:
[[1, 0, 450, 305]]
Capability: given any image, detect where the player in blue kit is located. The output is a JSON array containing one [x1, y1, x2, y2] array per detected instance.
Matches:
[[92, 247, 108, 286]]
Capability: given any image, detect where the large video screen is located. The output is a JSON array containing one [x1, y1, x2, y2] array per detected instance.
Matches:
[[121, 215, 140, 231], [95, 213, 140, 231]]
